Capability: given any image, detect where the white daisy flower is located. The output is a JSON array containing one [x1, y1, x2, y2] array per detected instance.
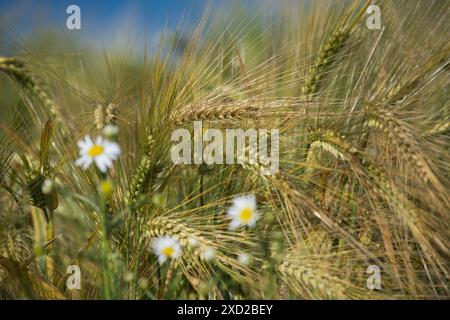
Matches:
[[227, 194, 259, 230], [75, 135, 120, 172], [237, 252, 251, 266], [151, 236, 182, 264]]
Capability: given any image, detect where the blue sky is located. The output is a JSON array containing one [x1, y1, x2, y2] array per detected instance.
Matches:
[[0, 0, 212, 32], [0, 0, 229, 53], [0, 0, 284, 56]]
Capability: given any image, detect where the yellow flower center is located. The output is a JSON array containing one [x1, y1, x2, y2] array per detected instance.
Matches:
[[240, 207, 253, 222], [88, 145, 104, 157], [162, 246, 174, 257]]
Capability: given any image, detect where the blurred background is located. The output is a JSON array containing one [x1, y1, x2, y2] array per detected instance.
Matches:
[[0, 0, 214, 54], [0, 0, 288, 124], [0, 0, 287, 55], [0, 0, 221, 126]]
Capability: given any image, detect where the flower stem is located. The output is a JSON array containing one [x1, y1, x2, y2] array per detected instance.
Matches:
[[45, 209, 55, 282], [100, 197, 112, 299]]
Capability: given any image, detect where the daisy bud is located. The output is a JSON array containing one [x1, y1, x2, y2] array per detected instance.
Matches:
[[152, 193, 165, 207], [201, 247, 216, 262], [103, 124, 119, 138], [237, 252, 251, 266], [100, 180, 113, 197], [188, 237, 199, 248], [41, 178, 54, 195], [139, 278, 148, 289], [124, 272, 135, 282]]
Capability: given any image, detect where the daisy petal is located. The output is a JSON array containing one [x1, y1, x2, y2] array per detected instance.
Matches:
[[229, 219, 240, 230], [95, 157, 108, 172]]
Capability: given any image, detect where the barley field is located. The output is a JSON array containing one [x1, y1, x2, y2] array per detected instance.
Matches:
[[0, 0, 449, 300]]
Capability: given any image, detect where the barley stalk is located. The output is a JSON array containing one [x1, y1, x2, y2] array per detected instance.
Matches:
[[301, 3, 369, 99], [94, 103, 119, 130], [0, 57, 64, 124], [279, 259, 363, 299], [424, 119, 450, 136], [144, 215, 255, 285], [365, 107, 447, 196], [126, 135, 155, 207], [172, 98, 316, 124], [385, 46, 450, 105], [145, 216, 213, 250], [306, 130, 449, 281]]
